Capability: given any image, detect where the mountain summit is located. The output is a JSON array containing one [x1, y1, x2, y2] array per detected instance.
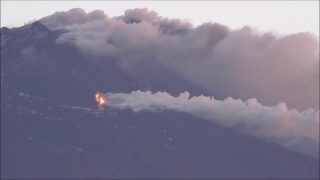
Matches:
[[1, 10, 319, 179]]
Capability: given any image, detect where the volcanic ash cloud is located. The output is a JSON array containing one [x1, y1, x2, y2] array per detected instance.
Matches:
[[41, 8, 319, 111]]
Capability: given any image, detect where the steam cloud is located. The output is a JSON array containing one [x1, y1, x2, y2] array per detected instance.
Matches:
[[37, 8, 319, 156], [40, 8, 319, 111], [103, 91, 319, 158]]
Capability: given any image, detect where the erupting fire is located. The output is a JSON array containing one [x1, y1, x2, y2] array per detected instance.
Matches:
[[95, 92, 107, 107]]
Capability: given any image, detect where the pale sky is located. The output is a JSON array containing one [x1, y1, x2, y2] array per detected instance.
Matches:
[[1, 1, 319, 36]]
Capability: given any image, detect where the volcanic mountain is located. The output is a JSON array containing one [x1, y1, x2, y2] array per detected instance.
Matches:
[[1, 21, 319, 179]]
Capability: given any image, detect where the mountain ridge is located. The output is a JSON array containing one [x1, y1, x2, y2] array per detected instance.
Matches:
[[1, 21, 319, 179]]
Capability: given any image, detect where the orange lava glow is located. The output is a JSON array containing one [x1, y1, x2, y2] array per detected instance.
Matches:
[[95, 92, 107, 107]]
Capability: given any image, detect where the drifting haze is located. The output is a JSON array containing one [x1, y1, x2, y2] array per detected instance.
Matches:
[[40, 8, 319, 111], [103, 90, 319, 158]]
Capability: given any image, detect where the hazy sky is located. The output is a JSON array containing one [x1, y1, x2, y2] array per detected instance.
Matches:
[[1, 1, 319, 36]]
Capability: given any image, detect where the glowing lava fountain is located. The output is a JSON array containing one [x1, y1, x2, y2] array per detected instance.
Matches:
[[95, 92, 107, 109]]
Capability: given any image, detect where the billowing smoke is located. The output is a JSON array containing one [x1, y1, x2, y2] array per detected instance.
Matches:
[[103, 90, 319, 158], [40, 8, 319, 111], [38, 8, 319, 156], [40, 8, 108, 29]]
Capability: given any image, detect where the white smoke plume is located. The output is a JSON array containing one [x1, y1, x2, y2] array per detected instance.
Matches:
[[103, 90, 319, 158], [37, 8, 319, 156], [39, 8, 319, 111]]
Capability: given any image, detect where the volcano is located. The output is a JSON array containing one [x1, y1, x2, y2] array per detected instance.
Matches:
[[1, 20, 319, 179]]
